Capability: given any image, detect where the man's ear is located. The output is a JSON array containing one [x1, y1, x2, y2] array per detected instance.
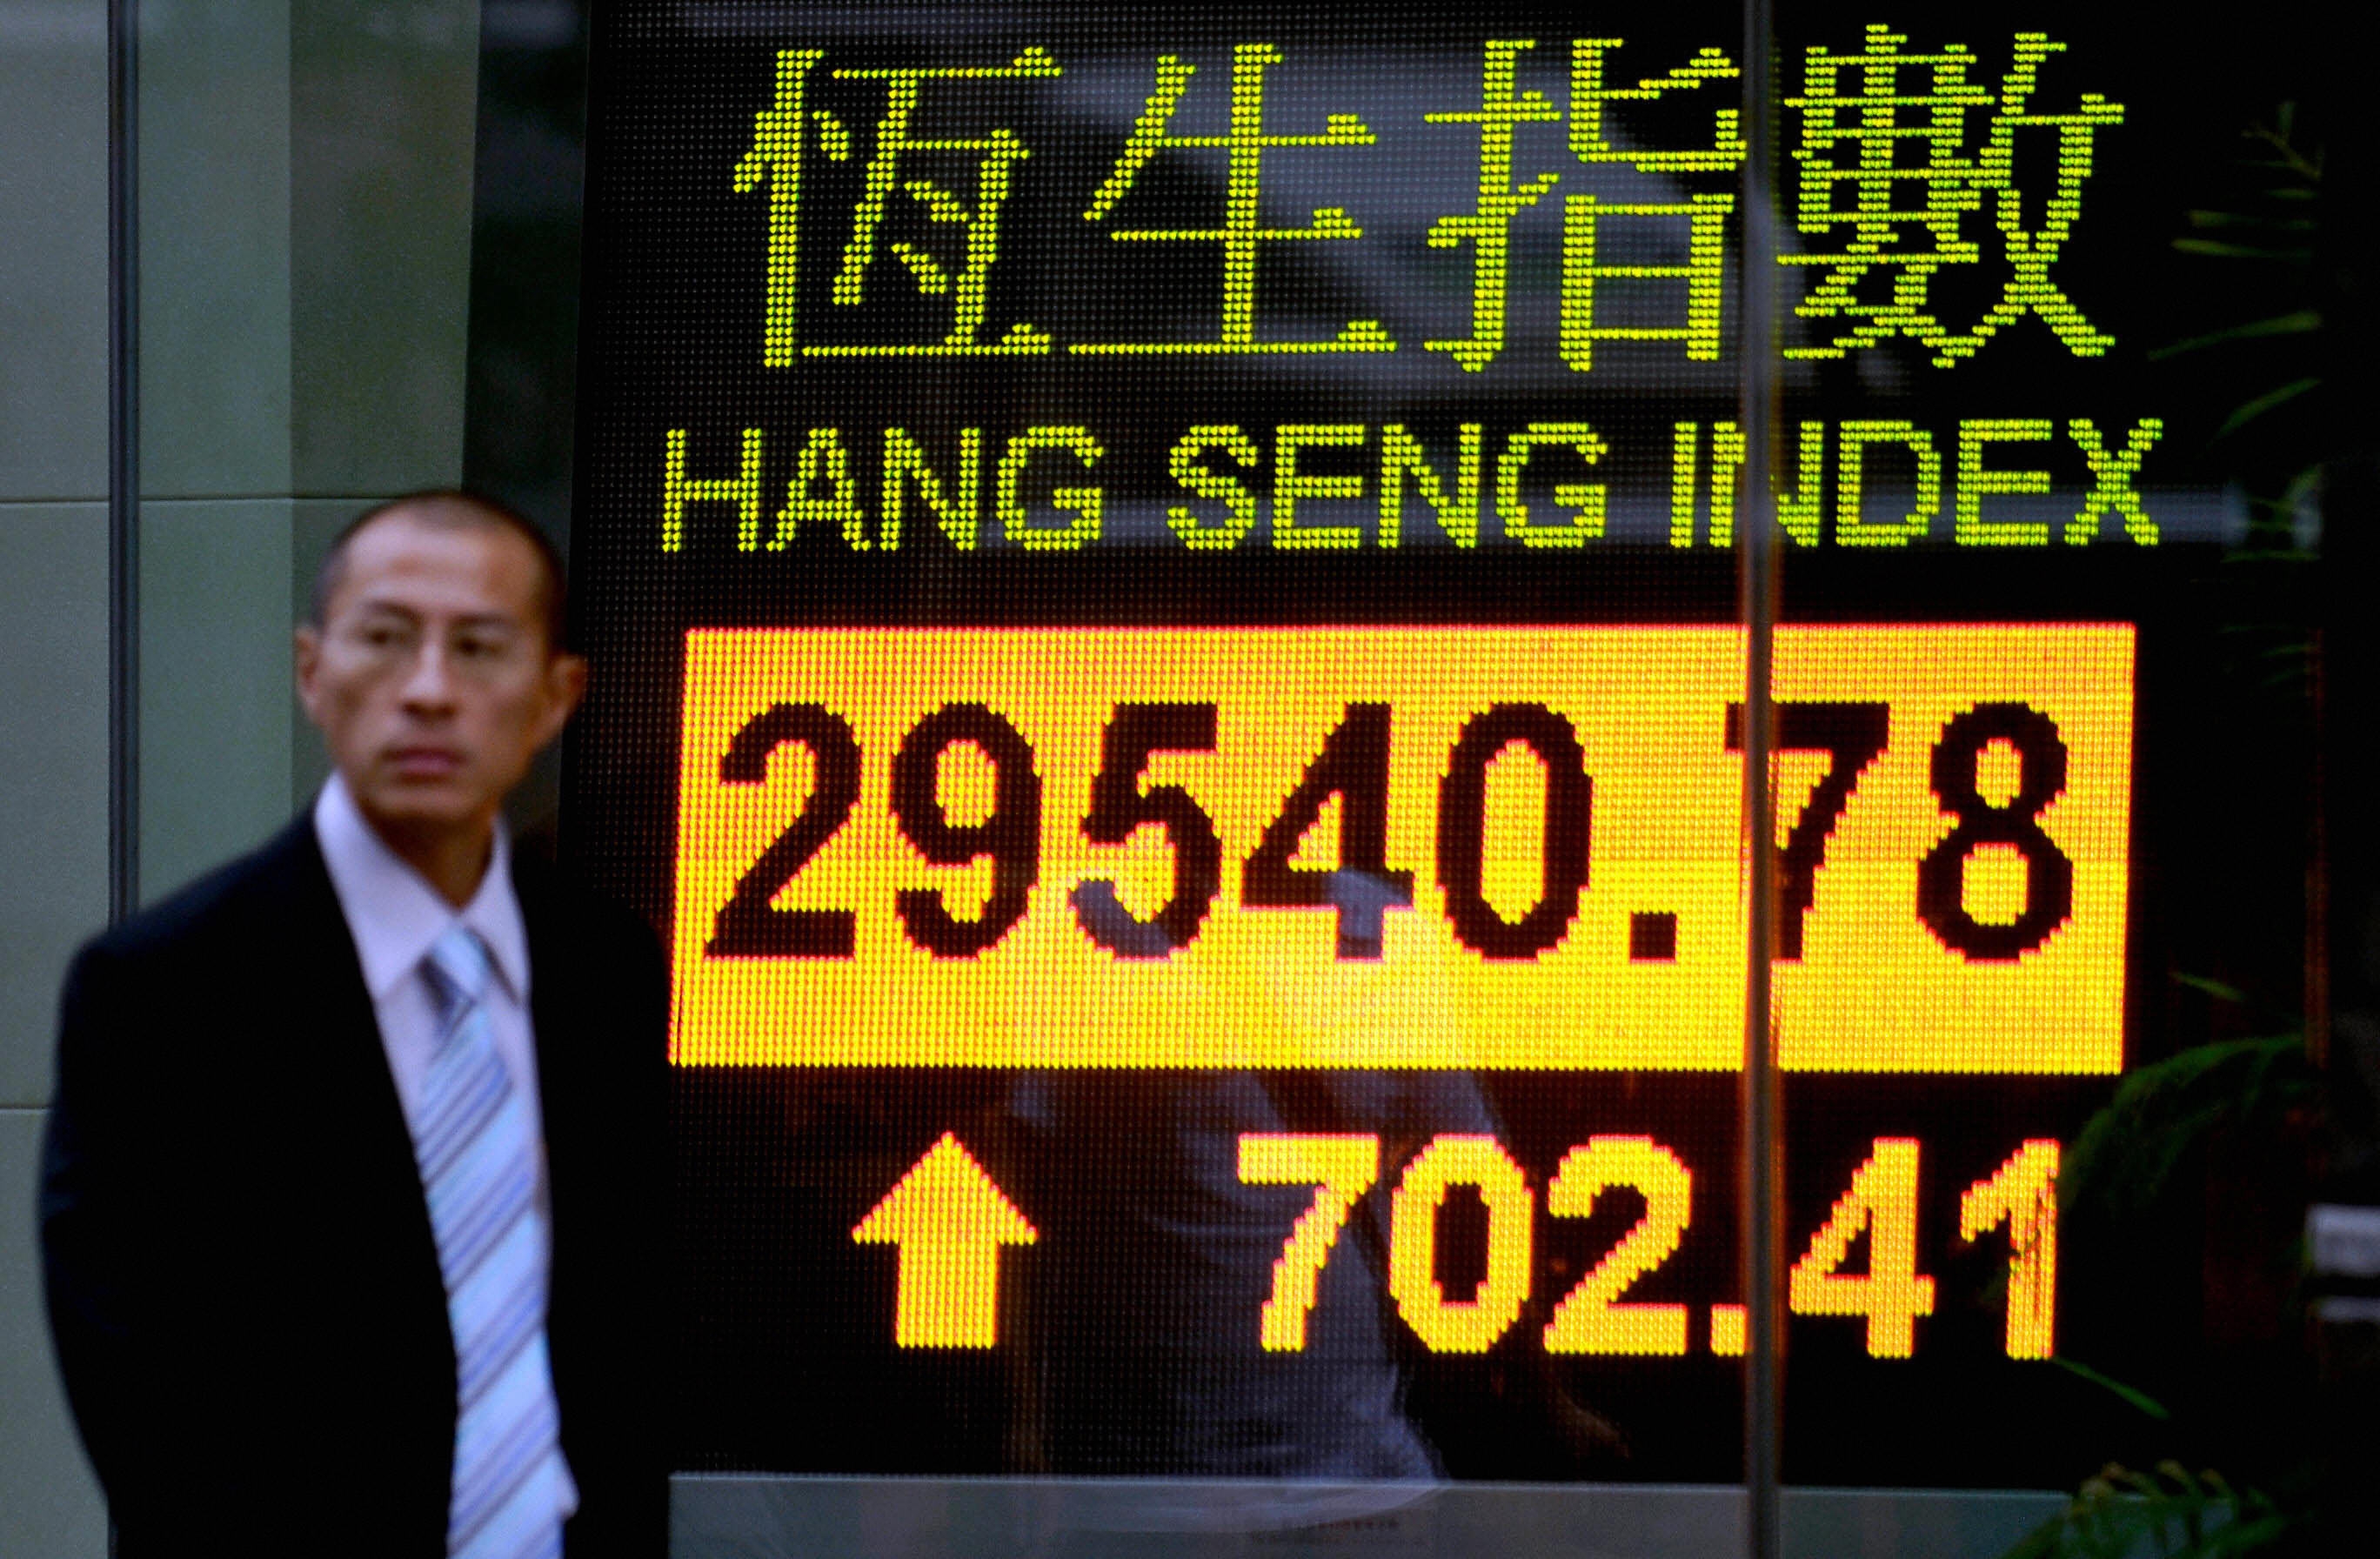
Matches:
[[536, 652, 590, 748], [293, 625, 324, 726]]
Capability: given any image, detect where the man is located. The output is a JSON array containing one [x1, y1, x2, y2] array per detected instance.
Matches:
[[40, 493, 665, 1557]]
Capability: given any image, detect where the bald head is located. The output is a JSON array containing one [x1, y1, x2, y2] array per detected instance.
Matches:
[[310, 492, 567, 652]]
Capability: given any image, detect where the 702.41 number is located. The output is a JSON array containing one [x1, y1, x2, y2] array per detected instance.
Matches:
[[1244, 1133, 2060, 1361]]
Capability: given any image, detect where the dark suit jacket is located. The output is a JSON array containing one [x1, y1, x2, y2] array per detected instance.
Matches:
[[39, 816, 667, 1557]]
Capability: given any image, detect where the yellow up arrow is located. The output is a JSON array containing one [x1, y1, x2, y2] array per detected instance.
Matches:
[[852, 1133, 1038, 1348]]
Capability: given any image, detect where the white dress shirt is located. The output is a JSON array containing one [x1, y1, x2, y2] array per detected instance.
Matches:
[[312, 774, 578, 1522], [313, 773, 545, 1131]]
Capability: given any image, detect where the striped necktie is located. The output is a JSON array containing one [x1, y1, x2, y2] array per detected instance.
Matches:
[[415, 925, 572, 1559]]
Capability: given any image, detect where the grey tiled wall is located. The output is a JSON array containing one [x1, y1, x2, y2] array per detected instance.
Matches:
[[0, 506, 108, 1108], [0, 1, 116, 1550], [137, 498, 297, 899]]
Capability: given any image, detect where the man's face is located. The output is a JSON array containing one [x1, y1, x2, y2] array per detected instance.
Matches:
[[296, 512, 585, 842]]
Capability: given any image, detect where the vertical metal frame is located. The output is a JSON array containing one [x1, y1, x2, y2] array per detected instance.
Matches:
[[1735, 0, 1785, 1553], [107, 0, 139, 924], [104, 7, 139, 1555]]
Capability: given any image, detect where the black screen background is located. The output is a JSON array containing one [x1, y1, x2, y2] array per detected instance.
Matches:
[[537, 1, 2340, 1487]]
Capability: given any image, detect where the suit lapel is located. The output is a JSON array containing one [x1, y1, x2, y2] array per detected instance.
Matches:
[[264, 819, 446, 1307], [264, 818, 409, 1110]]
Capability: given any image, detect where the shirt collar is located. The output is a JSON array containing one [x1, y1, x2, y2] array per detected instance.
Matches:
[[313, 773, 530, 1007]]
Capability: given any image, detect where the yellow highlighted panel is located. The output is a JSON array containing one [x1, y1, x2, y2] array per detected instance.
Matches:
[[670, 625, 2131, 1073]]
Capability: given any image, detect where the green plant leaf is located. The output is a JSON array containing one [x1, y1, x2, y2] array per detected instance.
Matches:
[[2061, 1037, 2314, 1226], [2184, 211, 2316, 231], [1999, 1462, 2297, 1559], [2174, 240, 2314, 261], [2149, 311, 2322, 359], [2052, 1356, 2172, 1420], [2216, 376, 2321, 438]]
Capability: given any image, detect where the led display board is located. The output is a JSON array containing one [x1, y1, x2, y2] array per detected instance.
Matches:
[[565, 0, 2220, 1488]]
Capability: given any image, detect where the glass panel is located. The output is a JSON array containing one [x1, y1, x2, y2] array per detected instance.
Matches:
[[1766, 0, 2354, 1550], [558, 3, 1781, 1551]]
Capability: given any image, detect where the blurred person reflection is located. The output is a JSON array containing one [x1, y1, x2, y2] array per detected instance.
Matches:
[[1006, 871, 1621, 1502], [1013, 1067, 1494, 1482]]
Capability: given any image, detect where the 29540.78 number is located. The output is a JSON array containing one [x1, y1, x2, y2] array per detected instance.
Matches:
[[705, 696, 2076, 965]]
